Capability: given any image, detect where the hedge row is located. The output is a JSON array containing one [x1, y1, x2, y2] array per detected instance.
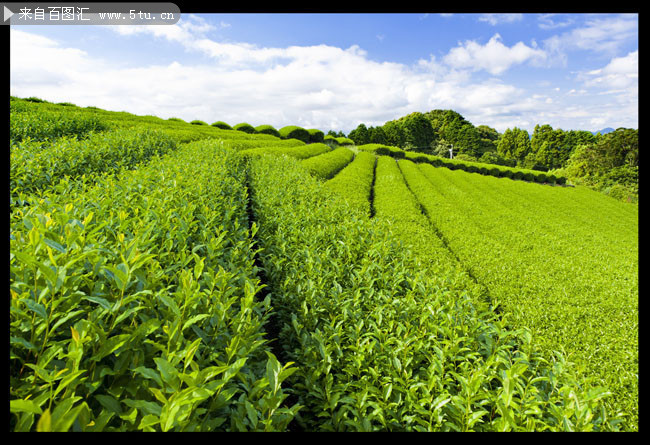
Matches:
[[223, 138, 305, 151], [10, 140, 298, 431], [324, 151, 376, 217], [239, 143, 333, 160], [10, 109, 110, 144], [300, 146, 355, 180], [324, 135, 355, 146], [255, 125, 281, 138], [357, 144, 567, 185], [248, 154, 617, 431], [210, 124, 326, 144], [307, 129, 325, 143], [10, 129, 178, 202], [278, 126, 310, 144]]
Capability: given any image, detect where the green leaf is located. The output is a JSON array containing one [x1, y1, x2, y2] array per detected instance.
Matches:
[[157, 292, 181, 317], [10, 335, 37, 352], [224, 357, 247, 384], [91, 334, 130, 362], [43, 237, 66, 253], [36, 261, 58, 289], [10, 399, 43, 415], [133, 366, 163, 387], [183, 338, 202, 371], [138, 414, 160, 431], [53, 370, 86, 399], [154, 357, 180, 391], [83, 296, 112, 311], [36, 408, 52, 432], [181, 314, 210, 332], [51, 398, 85, 432], [20, 298, 48, 320], [95, 394, 123, 415]]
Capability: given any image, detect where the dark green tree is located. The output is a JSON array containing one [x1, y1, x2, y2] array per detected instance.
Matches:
[[383, 120, 406, 147], [348, 123, 370, 145], [497, 127, 530, 164], [368, 126, 388, 145]]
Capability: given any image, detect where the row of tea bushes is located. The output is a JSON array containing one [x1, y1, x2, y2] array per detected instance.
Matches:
[[356, 143, 567, 185], [240, 142, 332, 160], [246, 153, 619, 431], [324, 151, 376, 217], [10, 140, 299, 431], [10, 129, 178, 204], [301, 146, 355, 180], [398, 159, 636, 429]]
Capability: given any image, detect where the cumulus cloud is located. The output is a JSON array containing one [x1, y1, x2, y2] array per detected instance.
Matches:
[[9, 15, 638, 134], [12, 21, 531, 132], [581, 50, 638, 91], [443, 34, 547, 75]]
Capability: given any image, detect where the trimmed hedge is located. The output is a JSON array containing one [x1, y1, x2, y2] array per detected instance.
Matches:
[[357, 144, 405, 159], [211, 121, 232, 130], [233, 122, 256, 134], [301, 146, 355, 180], [367, 144, 567, 185], [307, 129, 325, 143], [279, 125, 310, 143], [240, 142, 332, 160], [335, 137, 355, 146], [324, 135, 339, 146], [254, 125, 281, 138], [324, 151, 376, 217]]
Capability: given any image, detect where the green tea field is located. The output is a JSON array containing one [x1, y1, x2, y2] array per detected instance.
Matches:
[[9, 97, 638, 432]]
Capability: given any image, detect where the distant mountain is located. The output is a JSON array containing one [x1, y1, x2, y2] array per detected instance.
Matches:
[[592, 127, 615, 135]]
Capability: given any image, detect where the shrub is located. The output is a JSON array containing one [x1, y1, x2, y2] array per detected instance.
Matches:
[[335, 137, 354, 146], [190, 119, 208, 125], [534, 172, 548, 183], [167, 117, 186, 123], [233, 122, 256, 134], [324, 151, 375, 217], [211, 121, 232, 130], [512, 170, 524, 180], [23, 97, 48, 103], [486, 167, 499, 177], [324, 135, 339, 146], [499, 168, 514, 179], [301, 146, 355, 180], [254, 124, 281, 138], [10, 110, 109, 144], [308, 129, 325, 143], [523, 172, 535, 181], [240, 142, 331, 160], [279, 126, 310, 143]]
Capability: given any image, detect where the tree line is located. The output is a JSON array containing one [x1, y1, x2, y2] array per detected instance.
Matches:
[[344, 110, 638, 202]]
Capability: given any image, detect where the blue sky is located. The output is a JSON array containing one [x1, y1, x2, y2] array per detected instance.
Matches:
[[10, 12, 638, 134]]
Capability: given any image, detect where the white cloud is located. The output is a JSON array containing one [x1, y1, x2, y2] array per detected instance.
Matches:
[[9, 16, 638, 135], [542, 14, 637, 64], [108, 13, 215, 45], [443, 34, 547, 75], [537, 14, 575, 30], [580, 51, 638, 92], [478, 14, 523, 26]]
